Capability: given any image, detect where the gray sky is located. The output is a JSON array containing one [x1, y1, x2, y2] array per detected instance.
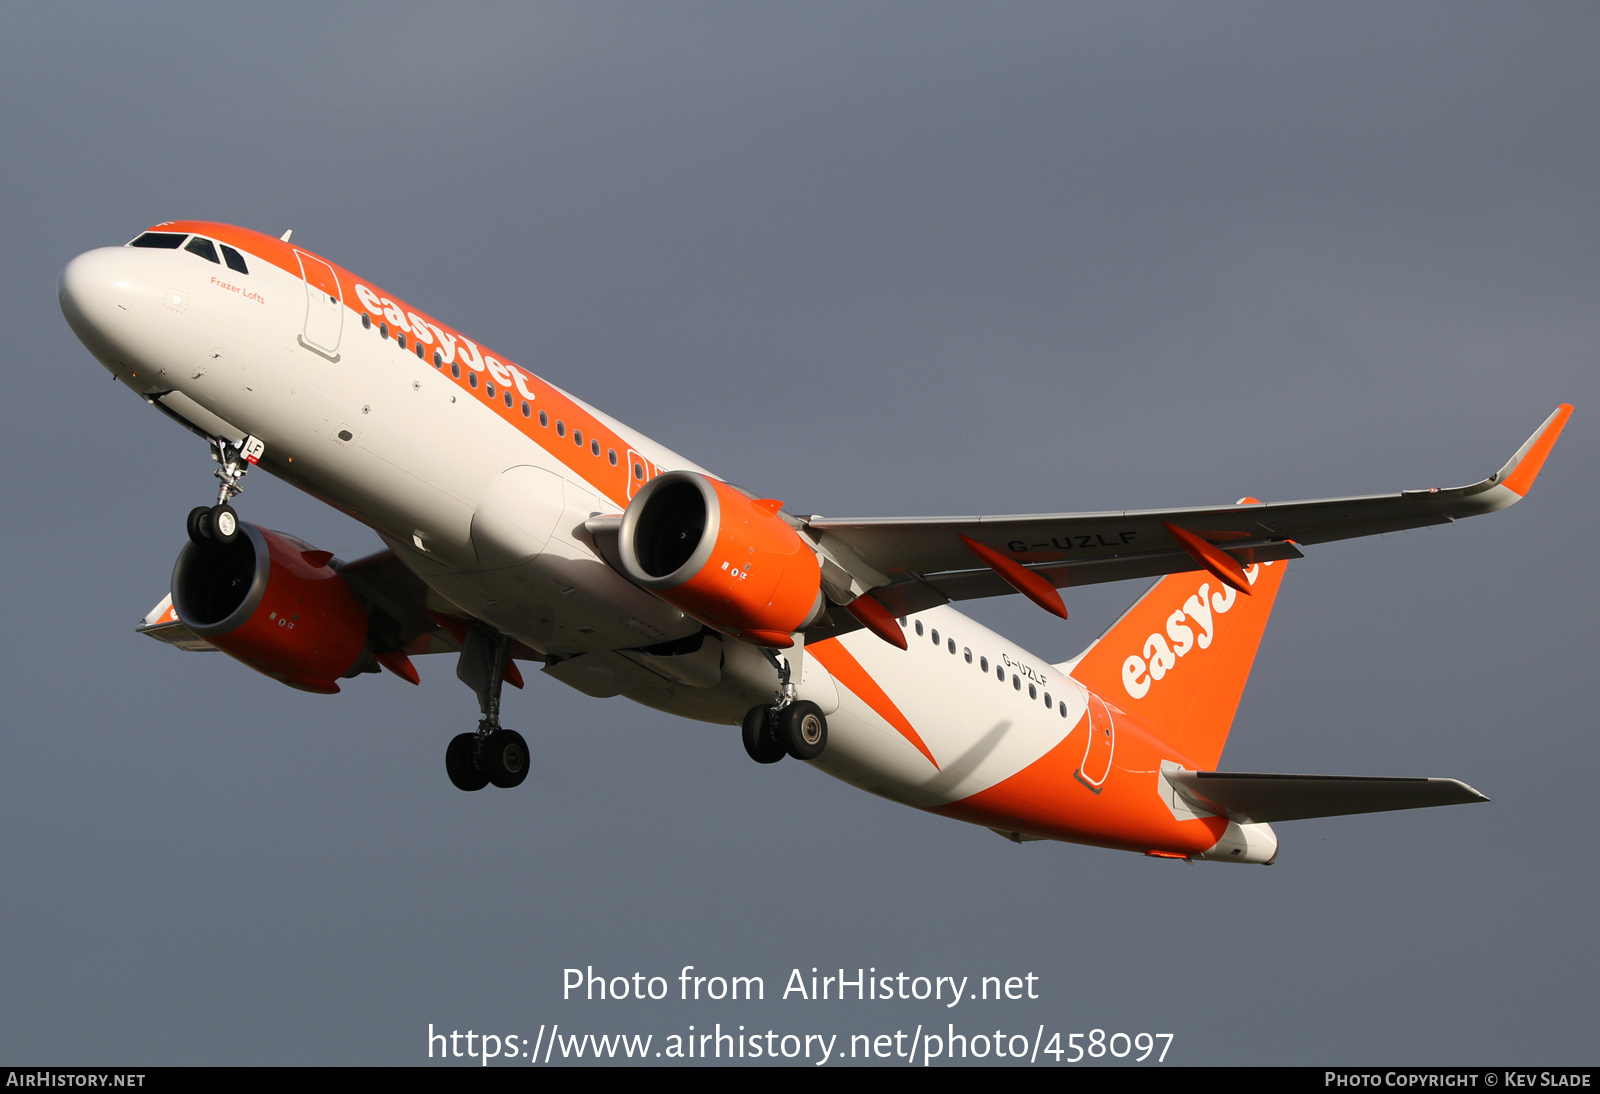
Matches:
[[1, 3, 1594, 1065]]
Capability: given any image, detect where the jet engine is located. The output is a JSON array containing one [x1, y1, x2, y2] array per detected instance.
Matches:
[[170, 523, 371, 693], [617, 471, 823, 648]]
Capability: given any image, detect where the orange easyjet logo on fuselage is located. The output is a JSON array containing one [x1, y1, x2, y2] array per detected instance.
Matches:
[[351, 283, 539, 401]]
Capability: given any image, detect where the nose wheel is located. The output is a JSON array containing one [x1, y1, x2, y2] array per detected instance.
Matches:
[[187, 503, 239, 546], [186, 434, 263, 547]]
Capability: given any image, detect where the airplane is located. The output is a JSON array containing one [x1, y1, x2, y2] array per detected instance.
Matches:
[[58, 220, 1572, 865]]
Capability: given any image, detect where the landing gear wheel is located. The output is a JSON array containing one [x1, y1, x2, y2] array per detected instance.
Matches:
[[741, 706, 786, 764], [778, 701, 827, 761], [210, 504, 239, 544], [445, 733, 489, 791], [480, 728, 529, 789], [186, 506, 213, 546]]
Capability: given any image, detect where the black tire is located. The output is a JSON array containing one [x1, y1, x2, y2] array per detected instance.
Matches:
[[445, 733, 489, 792], [778, 701, 828, 761], [186, 506, 212, 546], [481, 728, 529, 789], [211, 504, 239, 544], [741, 706, 786, 764]]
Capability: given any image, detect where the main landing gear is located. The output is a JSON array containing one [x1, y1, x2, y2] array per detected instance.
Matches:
[[742, 701, 827, 763], [741, 647, 828, 764], [446, 623, 529, 792], [186, 434, 264, 548]]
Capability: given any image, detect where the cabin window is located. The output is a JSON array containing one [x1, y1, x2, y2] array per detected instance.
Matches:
[[634, 463, 645, 480], [415, 342, 424, 360], [521, 401, 531, 418], [980, 656, 988, 672], [540, 411, 549, 427], [1012, 675, 1021, 691], [948, 638, 956, 655], [185, 237, 220, 264], [221, 244, 249, 274], [964, 648, 972, 664], [380, 322, 389, 339], [486, 381, 496, 397], [1059, 701, 1068, 717], [451, 363, 460, 379], [1028, 684, 1037, 700], [129, 232, 186, 249], [914, 620, 924, 637], [1043, 692, 1052, 708], [362, 314, 372, 330], [591, 439, 600, 456], [504, 391, 513, 408], [398, 333, 407, 350], [608, 449, 618, 466], [997, 665, 1005, 681], [432, 349, 441, 367], [468, 373, 478, 389], [574, 430, 583, 446], [556, 420, 566, 437], [931, 628, 939, 645]]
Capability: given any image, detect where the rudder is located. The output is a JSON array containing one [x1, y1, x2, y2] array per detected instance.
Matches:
[[1063, 558, 1288, 770]]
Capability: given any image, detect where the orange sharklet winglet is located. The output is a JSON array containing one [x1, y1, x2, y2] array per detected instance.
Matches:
[[845, 593, 908, 649], [1162, 522, 1253, 596], [810, 638, 938, 769], [959, 535, 1069, 620], [1498, 403, 1573, 497]]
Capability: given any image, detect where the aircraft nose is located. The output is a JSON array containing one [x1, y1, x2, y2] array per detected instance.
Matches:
[[58, 246, 138, 349]]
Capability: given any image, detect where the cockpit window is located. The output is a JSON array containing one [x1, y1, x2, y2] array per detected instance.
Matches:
[[185, 237, 221, 264], [220, 244, 249, 275], [129, 232, 187, 249]]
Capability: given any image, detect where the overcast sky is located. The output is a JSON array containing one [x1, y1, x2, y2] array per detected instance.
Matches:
[[1, 3, 1595, 1066]]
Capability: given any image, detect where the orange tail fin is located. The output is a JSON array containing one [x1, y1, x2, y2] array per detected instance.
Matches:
[[1064, 558, 1288, 770]]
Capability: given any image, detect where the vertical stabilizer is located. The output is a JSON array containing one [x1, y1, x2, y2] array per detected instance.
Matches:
[[1064, 558, 1287, 769]]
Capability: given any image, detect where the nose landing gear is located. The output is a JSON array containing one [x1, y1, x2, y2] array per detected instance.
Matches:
[[186, 435, 263, 548]]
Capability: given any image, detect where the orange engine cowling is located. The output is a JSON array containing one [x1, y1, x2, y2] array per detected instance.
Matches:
[[171, 523, 371, 693], [618, 471, 823, 648]]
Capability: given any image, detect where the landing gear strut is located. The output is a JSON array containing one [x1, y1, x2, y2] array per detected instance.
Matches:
[[186, 434, 263, 548], [446, 623, 529, 792], [741, 647, 828, 764]]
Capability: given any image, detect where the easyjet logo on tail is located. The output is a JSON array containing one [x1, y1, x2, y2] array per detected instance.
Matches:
[[1121, 563, 1268, 700]]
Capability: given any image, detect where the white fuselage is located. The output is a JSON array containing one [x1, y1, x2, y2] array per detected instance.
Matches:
[[56, 232, 1138, 844]]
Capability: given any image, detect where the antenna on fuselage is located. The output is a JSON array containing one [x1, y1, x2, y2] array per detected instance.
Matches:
[[279, 229, 293, 242]]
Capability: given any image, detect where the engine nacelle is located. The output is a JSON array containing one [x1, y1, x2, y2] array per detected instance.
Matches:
[[617, 471, 823, 648], [171, 523, 370, 693]]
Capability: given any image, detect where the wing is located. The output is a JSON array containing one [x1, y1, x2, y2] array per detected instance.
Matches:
[[804, 404, 1571, 623]]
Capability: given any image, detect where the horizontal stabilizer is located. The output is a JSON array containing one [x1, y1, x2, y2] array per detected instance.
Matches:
[[1168, 770, 1488, 823]]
